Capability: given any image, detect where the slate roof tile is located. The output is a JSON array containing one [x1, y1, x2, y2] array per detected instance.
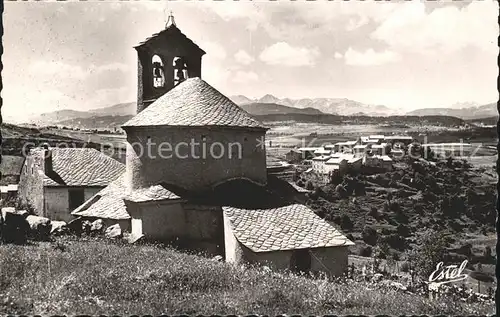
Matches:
[[30, 148, 125, 187], [71, 174, 182, 220], [223, 203, 354, 253], [71, 175, 130, 220], [122, 78, 267, 130]]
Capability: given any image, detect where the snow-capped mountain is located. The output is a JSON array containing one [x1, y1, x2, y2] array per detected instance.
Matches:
[[230, 94, 399, 116]]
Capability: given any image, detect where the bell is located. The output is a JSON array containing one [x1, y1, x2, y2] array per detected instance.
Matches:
[[176, 69, 185, 81], [154, 67, 162, 78]]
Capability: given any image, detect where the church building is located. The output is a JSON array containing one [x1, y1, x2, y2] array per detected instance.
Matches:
[[73, 15, 354, 277]]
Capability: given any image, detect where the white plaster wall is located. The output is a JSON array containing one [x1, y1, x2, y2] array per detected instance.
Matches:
[[44, 187, 70, 221], [237, 244, 350, 277], [184, 204, 222, 240], [242, 246, 294, 271], [223, 213, 243, 263], [132, 201, 185, 241]]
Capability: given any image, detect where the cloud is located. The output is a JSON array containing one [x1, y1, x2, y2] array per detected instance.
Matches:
[[346, 15, 370, 31], [30, 61, 88, 80], [371, 0, 498, 55], [30, 61, 130, 79], [233, 71, 259, 84], [334, 52, 343, 59], [199, 2, 264, 30], [93, 62, 130, 74], [234, 50, 255, 65], [344, 48, 401, 66], [259, 42, 320, 67], [202, 41, 227, 60]]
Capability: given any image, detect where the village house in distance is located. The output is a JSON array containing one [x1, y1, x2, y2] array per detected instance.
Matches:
[[69, 16, 354, 277], [287, 134, 414, 183]]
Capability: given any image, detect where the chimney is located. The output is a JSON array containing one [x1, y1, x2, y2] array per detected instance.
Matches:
[[43, 144, 52, 174]]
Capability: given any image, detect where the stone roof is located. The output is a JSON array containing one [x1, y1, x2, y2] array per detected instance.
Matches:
[[30, 148, 125, 187], [71, 176, 130, 220], [312, 155, 330, 161], [123, 184, 181, 203], [223, 203, 354, 253], [72, 176, 182, 219], [122, 78, 267, 130], [135, 24, 206, 55], [326, 157, 347, 165]]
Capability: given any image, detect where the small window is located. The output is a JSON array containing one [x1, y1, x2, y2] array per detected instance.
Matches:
[[69, 188, 85, 210]]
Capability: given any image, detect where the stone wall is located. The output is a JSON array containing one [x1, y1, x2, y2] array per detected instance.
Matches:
[[183, 203, 224, 255], [310, 246, 350, 277], [226, 237, 350, 277], [43, 187, 103, 222], [17, 153, 45, 216], [124, 126, 267, 191], [128, 200, 185, 241], [223, 212, 243, 263], [44, 187, 69, 221], [128, 200, 224, 256]]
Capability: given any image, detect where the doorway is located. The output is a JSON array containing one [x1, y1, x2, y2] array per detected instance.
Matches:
[[290, 248, 312, 273]]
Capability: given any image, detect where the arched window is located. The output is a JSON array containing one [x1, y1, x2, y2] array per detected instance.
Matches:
[[173, 57, 188, 86], [152, 55, 165, 88]]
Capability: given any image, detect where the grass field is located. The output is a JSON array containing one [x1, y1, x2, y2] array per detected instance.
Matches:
[[0, 238, 494, 315]]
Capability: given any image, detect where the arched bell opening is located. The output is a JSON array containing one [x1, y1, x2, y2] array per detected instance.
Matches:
[[152, 55, 165, 88], [173, 56, 188, 86]]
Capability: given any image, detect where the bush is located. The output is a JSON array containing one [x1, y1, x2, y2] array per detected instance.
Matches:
[[340, 214, 354, 231], [368, 207, 379, 219], [400, 261, 410, 273], [335, 185, 348, 198], [457, 243, 472, 257], [362, 226, 378, 246], [305, 181, 314, 190], [383, 234, 406, 251], [359, 245, 372, 257], [396, 224, 410, 237], [333, 215, 341, 225], [408, 230, 448, 279]]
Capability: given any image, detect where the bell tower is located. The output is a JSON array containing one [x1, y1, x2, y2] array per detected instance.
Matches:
[[135, 13, 206, 113]]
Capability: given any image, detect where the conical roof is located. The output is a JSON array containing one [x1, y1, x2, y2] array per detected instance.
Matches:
[[123, 78, 267, 130]]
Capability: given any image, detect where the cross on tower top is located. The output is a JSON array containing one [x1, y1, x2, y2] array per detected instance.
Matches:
[[166, 11, 176, 28]]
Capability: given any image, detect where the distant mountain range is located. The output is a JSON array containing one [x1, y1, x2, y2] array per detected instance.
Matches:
[[406, 103, 497, 120], [230, 94, 398, 117], [16, 93, 496, 130], [24, 102, 136, 128], [239, 103, 324, 116]]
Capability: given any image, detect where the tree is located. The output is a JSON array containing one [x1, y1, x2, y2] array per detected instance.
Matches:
[[335, 184, 348, 198], [305, 181, 314, 190], [362, 226, 378, 246], [340, 214, 354, 231], [408, 230, 448, 279]]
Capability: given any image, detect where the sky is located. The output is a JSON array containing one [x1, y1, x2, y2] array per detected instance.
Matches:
[[2, 0, 498, 120]]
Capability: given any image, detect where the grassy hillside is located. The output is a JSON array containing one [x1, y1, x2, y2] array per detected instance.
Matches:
[[300, 156, 497, 279], [0, 237, 493, 315]]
